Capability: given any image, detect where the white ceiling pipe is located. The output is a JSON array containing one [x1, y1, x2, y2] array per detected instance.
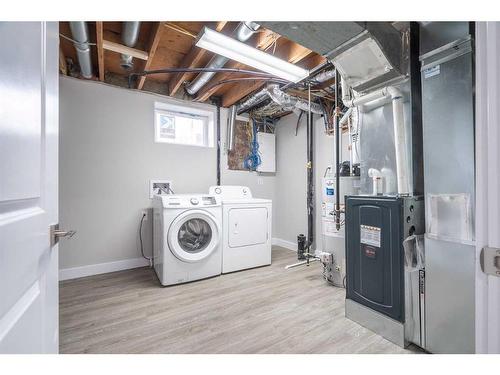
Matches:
[[360, 96, 391, 113], [387, 86, 410, 195], [339, 107, 352, 127]]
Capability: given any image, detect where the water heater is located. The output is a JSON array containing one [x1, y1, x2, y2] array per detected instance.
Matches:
[[320, 167, 360, 286]]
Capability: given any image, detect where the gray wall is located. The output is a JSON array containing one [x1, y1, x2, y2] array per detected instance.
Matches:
[[274, 113, 350, 249], [59, 77, 220, 269], [59, 77, 276, 270], [59, 76, 347, 270]]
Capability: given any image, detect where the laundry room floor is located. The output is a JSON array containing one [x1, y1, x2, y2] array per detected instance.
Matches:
[[59, 247, 422, 354]]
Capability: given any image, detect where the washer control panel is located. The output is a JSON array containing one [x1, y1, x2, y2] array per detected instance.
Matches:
[[161, 195, 219, 208]]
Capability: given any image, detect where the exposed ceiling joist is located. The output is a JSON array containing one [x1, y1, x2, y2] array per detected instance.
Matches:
[[220, 41, 313, 107], [136, 22, 163, 90], [195, 29, 280, 102], [102, 40, 149, 60], [223, 53, 327, 108], [95, 22, 105, 81], [59, 46, 67, 75], [168, 21, 228, 96]]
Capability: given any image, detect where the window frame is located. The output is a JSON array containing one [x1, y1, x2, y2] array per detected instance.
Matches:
[[154, 101, 215, 148]]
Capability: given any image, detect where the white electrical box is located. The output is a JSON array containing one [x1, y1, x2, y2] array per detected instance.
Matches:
[[150, 179, 172, 198], [256, 132, 276, 173]]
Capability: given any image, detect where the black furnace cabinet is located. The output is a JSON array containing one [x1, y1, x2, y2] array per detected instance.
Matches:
[[345, 195, 423, 322]]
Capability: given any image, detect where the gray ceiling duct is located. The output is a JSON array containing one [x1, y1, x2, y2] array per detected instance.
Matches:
[[121, 22, 141, 70], [259, 22, 366, 56], [69, 22, 93, 79], [185, 22, 260, 96], [260, 22, 405, 93]]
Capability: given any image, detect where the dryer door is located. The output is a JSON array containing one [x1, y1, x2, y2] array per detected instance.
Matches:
[[228, 207, 268, 248], [168, 210, 220, 263]]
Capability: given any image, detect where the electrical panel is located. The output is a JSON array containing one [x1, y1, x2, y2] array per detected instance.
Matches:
[[256, 132, 276, 173]]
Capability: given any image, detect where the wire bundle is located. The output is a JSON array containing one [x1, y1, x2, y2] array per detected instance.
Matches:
[[244, 120, 261, 170]]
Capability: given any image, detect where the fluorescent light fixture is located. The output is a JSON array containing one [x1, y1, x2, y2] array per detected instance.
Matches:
[[195, 27, 309, 83]]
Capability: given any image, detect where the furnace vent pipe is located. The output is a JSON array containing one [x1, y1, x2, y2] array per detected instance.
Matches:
[[69, 22, 93, 79], [339, 107, 353, 128], [387, 86, 410, 195], [186, 22, 260, 95], [121, 22, 141, 70]]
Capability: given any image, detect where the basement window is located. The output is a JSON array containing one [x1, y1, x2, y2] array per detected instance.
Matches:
[[154, 102, 214, 147]]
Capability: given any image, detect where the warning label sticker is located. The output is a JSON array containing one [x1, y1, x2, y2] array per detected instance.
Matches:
[[360, 225, 381, 247]]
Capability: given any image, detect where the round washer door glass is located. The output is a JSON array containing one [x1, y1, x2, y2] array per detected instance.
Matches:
[[178, 218, 212, 253], [168, 210, 220, 263]]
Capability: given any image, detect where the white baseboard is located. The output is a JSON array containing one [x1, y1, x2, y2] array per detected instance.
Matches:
[[59, 257, 149, 281], [272, 237, 297, 251], [61, 239, 300, 281]]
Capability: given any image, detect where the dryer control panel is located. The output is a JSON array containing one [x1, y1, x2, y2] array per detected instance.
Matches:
[[209, 185, 253, 199]]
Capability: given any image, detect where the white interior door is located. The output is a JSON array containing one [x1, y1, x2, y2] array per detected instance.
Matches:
[[0, 22, 59, 353], [475, 21, 500, 354]]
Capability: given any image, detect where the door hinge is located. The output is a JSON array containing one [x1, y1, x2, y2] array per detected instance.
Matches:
[[50, 223, 76, 247], [480, 247, 500, 277]]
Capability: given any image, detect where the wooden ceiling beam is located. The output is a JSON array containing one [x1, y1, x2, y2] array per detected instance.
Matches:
[[168, 21, 228, 96], [59, 46, 67, 75], [194, 29, 280, 102], [220, 42, 313, 108], [95, 21, 105, 81], [136, 22, 163, 90], [102, 40, 149, 60]]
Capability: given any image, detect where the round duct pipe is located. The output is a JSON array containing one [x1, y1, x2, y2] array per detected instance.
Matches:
[[120, 22, 141, 70], [185, 22, 260, 96], [69, 21, 93, 79]]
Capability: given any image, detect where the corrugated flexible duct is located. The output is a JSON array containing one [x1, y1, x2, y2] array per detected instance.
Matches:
[[238, 85, 323, 115], [69, 22, 93, 79], [185, 22, 260, 95], [121, 22, 141, 70]]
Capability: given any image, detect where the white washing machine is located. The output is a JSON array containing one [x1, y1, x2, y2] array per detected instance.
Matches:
[[152, 194, 222, 286], [209, 186, 272, 273]]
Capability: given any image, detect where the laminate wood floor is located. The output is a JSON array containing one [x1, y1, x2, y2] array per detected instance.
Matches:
[[60, 247, 422, 354]]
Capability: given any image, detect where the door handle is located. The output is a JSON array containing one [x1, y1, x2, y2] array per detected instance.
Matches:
[[480, 247, 500, 277], [50, 224, 76, 247]]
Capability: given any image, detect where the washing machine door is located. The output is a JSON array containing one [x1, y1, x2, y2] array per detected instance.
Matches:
[[167, 210, 220, 262]]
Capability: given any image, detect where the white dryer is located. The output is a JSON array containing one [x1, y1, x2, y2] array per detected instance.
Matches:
[[153, 194, 222, 286], [209, 186, 272, 273]]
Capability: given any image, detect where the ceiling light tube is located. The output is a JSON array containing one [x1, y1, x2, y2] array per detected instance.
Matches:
[[195, 27, 309, 83]]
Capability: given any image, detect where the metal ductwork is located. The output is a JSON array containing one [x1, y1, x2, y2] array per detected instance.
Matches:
[[69, 22, 93, 79], [185, 21, 260, 96], [237, 84, 323, 116], [121, 22, 141, 70], [260, 22, 405, 93], [312, 68, 336, 83]]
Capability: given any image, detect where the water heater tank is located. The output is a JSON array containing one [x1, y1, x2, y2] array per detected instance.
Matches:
[[320, 169, 361, 287]]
